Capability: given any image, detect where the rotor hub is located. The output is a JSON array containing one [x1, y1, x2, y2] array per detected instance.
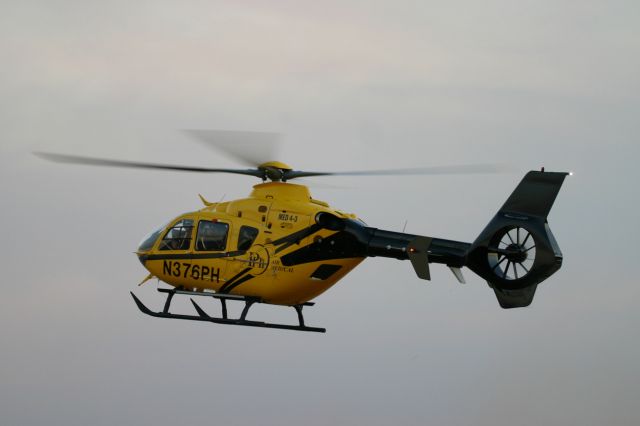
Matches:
[[258, 161, 293, 171], [258, 161, 293, 181], [505, 243, 528, 263]]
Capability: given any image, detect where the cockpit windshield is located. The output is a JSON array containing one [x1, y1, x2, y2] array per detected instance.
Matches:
[[137, 221, 170, 252]]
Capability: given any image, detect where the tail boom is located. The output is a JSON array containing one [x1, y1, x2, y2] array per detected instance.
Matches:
[[299, 170, 568, 308]]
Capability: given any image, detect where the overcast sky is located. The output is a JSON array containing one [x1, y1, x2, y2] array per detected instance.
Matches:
[[1, 1, 639, 425]]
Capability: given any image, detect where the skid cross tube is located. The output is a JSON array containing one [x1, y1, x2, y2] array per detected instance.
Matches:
[[131, 288, 325, 333]]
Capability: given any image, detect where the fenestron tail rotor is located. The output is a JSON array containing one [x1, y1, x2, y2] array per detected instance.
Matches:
[[487, 226, 537, 281]]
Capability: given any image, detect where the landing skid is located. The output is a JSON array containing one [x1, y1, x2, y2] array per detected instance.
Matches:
[[131, 288, 326, 333]]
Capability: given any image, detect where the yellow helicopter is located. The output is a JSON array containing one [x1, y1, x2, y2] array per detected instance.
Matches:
[[37, 131, 569, 333]]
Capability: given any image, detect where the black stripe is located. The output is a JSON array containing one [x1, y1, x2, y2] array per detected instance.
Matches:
[[272, 224, 323, 254], [280, 231, 367, 266], [220, 274, 255, 294], [271, 224, 321, 246], [218, 267, 252, 293], [139, 250, 245, 262]]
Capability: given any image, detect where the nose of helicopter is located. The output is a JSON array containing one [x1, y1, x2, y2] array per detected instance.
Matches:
[[136, 253, 147, 266], [136, 224, 166, 264]]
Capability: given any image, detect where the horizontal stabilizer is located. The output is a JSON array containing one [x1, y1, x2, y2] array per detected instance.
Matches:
[[407, 236, 432, 280]]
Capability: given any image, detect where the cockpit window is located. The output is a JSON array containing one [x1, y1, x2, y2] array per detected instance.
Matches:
[[159, 219, 194, 251], [238, 226, 259, 251], [138, 221, 169, 252], [196, 220, 229, 251]]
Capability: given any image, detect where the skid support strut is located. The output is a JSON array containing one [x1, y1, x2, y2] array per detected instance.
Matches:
[[131, 288, 326, 333]]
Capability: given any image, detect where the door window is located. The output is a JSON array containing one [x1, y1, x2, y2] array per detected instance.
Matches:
[[237, 226, 259, 251], [196, 220, 229, 251]]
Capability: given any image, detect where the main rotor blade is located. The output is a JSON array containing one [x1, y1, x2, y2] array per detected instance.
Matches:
[[34, 152, 264, 177], [183, 129, 281, 167], [284, 163, 513, 180]]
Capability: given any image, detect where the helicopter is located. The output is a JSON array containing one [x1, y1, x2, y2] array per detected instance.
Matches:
[[37, 130, 569, 333]]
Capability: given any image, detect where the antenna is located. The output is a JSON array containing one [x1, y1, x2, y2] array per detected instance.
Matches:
[[402, 220, 408, 233]]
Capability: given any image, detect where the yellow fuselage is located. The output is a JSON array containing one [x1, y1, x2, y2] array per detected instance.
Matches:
[[137, 182, 365, 305]]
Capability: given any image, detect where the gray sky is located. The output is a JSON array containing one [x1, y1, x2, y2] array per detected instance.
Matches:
[[1, 1, 639, 425]]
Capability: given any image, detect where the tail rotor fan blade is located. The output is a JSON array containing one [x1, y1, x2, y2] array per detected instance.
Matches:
[[487, 226, 537, 281]]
